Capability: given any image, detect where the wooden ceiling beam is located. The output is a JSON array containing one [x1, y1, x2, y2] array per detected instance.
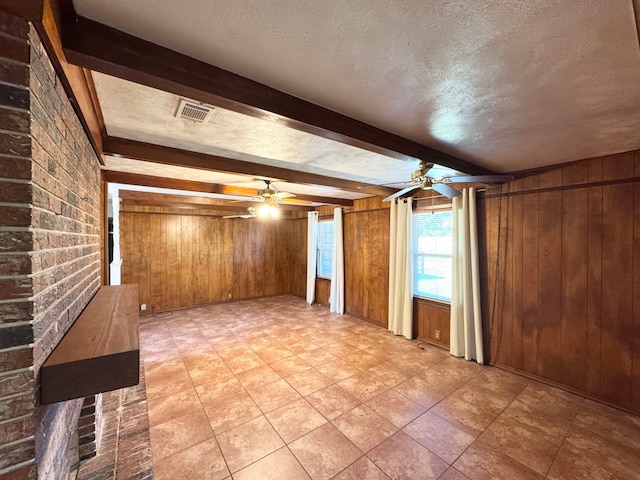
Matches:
[[103, 136, 392, 197], [58, 6, 493, 176], [0, 0, 44, 21], [105, 170, 249, 195], [119, 190, 312, 211], [120, 190, 245, 206], [25, 0, 106, 162], [104, 170, 354, 207], [120, 201, 248, 213]]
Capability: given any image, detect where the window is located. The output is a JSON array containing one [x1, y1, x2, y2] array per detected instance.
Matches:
[[413, 210, 453, 302], [317, 220, 334, 278]]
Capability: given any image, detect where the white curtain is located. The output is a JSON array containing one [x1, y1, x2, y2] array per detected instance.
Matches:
[[450, 187, 484, 363], [388, 198, 413, 339], [329, 207, 344, 314], [306, 211, 319, 305]]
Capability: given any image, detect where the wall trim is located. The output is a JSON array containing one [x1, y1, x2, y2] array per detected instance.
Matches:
[[480, 176, 640, 199]]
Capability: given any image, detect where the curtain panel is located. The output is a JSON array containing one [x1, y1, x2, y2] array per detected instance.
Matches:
[[388, 198, 413, 339], [450, 187, 484, 363], [329, 207, 344, 314], [306, 211, 318, 305]]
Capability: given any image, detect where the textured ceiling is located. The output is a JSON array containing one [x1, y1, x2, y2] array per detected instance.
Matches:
[[93, 73, 447, 186], [104, 155, 369, 201], [76, 0, 640, 195]]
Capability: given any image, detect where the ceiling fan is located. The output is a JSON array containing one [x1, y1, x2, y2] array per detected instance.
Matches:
[[223, 206, 258, 219], [383, 161, 514, 201], [223, 180, 294, 218], [256, 179, 295, 203]]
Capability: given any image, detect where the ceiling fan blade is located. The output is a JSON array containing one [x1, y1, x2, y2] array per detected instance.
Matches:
[[443, 175, 514, 184], [432, 183, 462, 198], [279, 197, 312, 205], [273, 192, 295, 199], [383, 184, 421, 202]]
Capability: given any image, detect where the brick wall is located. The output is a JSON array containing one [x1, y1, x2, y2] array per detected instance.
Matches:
[[78, 395, 102, 463], [0, 10, 37, 479], [76, 363, 152, 480], [0, 10, 102, 479]]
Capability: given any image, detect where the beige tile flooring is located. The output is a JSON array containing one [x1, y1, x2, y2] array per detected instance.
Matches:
[[141, 295, 640, 480]]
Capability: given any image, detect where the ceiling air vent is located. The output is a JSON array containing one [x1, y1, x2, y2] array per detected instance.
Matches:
[[175, 99, 214, 124]]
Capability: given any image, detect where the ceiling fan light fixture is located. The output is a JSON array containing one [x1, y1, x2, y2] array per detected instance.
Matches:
[[258, 202, 280, 218]]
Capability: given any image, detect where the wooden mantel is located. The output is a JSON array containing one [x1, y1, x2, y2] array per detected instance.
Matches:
[[40, 285, 140, 405]]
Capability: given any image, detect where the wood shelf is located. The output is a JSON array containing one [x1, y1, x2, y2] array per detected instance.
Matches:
[[40, 285, 140, 405]]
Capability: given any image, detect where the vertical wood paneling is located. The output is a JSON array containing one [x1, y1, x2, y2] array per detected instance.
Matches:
[[501, 195, 514, 366], [194, 217, 208, 305], [480, 151, 640, 413], [485, 197, 500, 361], [344, 213, 363, 318], [149, 215, 165, 312], [510, 191, 523, 371], [138, 213, 151, 307], [634, 153, 640, 412], [560, 187, 588, 390], [371, 209, 390, 324], [343, 208, 389, 326], [437, 306, 450, 346], [233, 220, 262, 299], [586, 159, 603, 396], [283, 218, 307, 298], [180, 215, 195, 308], [121, 211, 305, 311], [536, 190, 563, 383], [315, 278, 330, 305], [275, 221, 288, 296], [264, 223, 278, 296], [521, 187, 539, 374], [601, 183, 634, 407], [217, 220, 234, 301], [361, 211, 374, 320], [413, 299, 450, 347], [165, 215, 180, 310]]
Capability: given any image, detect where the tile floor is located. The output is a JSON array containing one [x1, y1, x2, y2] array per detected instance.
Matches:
[[141, 295, 640, 480]]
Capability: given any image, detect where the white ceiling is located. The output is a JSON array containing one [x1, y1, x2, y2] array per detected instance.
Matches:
[[74, 0, 640, 201], [94, 73, 450, 187]]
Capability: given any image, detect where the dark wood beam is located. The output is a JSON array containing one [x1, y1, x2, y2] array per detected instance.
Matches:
[[119, 190, 312, 212], [0, 0, 44, 20], [121, 201, 248, 213], [104, 170, 355, 206], [105, 170, 254, 196], [103, 136, 393, 197], [58, 7, 493, 176], [31, 0, 105, 161], [120, 190, 246, 206]]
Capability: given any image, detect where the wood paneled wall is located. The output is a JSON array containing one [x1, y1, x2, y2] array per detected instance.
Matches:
[[318, 198, 453, 339], [414, 299, 450, 347], [120, 195, 450, 346], [478, 150, 640, 412], [279, 217, 307, 298], [314, 201, 391, 325], [120, 206, 306, 312], [315, 278, 331, 306], [343, 207, 390, 326]]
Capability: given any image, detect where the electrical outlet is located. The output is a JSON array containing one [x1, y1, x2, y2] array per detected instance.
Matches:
[[434, 329, 441, 340], [140, 304, 147, 311], [228, 293, 232, 299]]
